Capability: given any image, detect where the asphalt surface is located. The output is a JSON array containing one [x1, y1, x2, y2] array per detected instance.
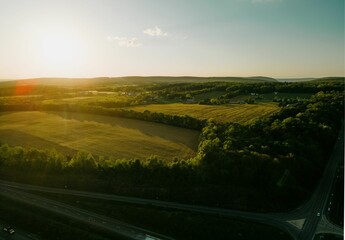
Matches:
[[0, 186, 174, 240], [0, 123, 343, 240], [296, 123, 344, 240], [0, 179, 301, 239], [0, 219, 38, 240]]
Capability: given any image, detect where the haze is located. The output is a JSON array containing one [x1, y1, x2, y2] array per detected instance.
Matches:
[[0, 0, 343, 79]]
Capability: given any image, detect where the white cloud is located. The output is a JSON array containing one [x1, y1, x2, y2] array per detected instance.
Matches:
[[107, 36, 142, 47], [143, 26, 168, 37]]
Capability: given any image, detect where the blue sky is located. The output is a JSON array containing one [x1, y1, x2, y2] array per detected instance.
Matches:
[[0, 0, 343, 78]]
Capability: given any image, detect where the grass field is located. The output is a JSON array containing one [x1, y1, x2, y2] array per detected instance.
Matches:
[[0, 111, 199, 161], [42, 95, 130, 105], [126, 103, 279, 124]]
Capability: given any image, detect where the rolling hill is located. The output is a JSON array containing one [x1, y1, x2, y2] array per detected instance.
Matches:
[[0, 76, 278, 88]]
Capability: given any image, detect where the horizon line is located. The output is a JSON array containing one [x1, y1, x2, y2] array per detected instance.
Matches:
[[1, 75, 343, 81]]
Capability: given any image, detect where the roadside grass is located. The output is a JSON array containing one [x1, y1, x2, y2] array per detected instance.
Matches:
[[328, 166, 344, 226], [126, 103, 279, 124], [0, 111, 199, 161], [0, 197, 115, 240], [315, 234, 343, 240]]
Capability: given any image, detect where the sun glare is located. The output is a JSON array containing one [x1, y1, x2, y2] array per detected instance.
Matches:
[[41, 34, 76, 62], [35, 31, 86, 74]]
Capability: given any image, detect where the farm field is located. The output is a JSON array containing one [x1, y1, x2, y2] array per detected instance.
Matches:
[[0, 111, 200, 161], [42, 95, 130, 104], [126, 103, 279, 124]]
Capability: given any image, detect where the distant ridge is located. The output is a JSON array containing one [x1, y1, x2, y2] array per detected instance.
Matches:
[[277, 78, 316, 82], [1, 76, 342, 87], [248, 76, 277, 82], [310, 77, 344, 82], [0, 76, 278, 87], [277, 77, 344, 82]]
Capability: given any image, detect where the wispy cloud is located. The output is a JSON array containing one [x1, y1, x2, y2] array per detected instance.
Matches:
[[107, 36, 142, 47], [251, 0, 282, 3], [143, 26, 168, 37]]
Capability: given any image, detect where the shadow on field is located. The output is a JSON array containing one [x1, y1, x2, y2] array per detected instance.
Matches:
[[0, 129, 77, 156], [46, 111, 200, 151]]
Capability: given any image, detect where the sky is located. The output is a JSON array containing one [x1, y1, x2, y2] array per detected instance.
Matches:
[[0, 0, 343, 79]]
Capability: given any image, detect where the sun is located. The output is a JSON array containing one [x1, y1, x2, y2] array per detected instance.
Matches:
[[41, 34, 77, 62], [36, 31, 86, 73]]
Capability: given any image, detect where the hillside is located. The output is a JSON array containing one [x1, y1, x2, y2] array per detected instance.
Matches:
[[311, 77, 345, 82], [247, 76, 278, 82], [0, 76, 278, 88], [126, 103, 279, 124], [277, 77, 344, 82]]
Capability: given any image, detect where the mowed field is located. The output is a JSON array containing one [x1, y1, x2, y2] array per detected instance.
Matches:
[[0, 111, 200, 161], [126, 103, 279, 124]]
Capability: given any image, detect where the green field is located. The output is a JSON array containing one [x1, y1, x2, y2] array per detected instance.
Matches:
[[0, 111, 199, 161], [126, 103, 279, 124], [41, 95, 131, 105]]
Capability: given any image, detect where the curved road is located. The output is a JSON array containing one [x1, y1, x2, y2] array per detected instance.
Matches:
[[0, 123, 343, 240], [0, 179, 301, 239], [0, 186, 174, 240], [0, 219, 38, 240], [295, 123, 344, 240]]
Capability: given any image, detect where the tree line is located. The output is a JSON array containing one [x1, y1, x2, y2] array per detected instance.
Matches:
[[140, 79, 344, 103], [0, 90, 343, 211]]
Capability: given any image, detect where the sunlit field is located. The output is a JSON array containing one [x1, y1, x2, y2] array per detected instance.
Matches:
[[0, 0, 343, 239], [126, 103, 279, 124], [0, 111, 199, 161]]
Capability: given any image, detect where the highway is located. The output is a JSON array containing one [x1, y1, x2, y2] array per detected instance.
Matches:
[[0, 179, 301, 239], [296, 123, 344, 240], [0, 123, 343, 240], [0, 219, 40, 240], [0, 186, 174, 240]]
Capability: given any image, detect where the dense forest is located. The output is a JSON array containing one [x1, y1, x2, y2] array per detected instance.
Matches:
[[0, 78, 343, 211]]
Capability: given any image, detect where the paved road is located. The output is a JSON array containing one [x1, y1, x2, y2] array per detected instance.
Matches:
[[0, 179, 301, 239], [0, 123, 343, 240], [0, 219, 38, 240], [296, 123, 344, 240], [0, 186, 174, 240]]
